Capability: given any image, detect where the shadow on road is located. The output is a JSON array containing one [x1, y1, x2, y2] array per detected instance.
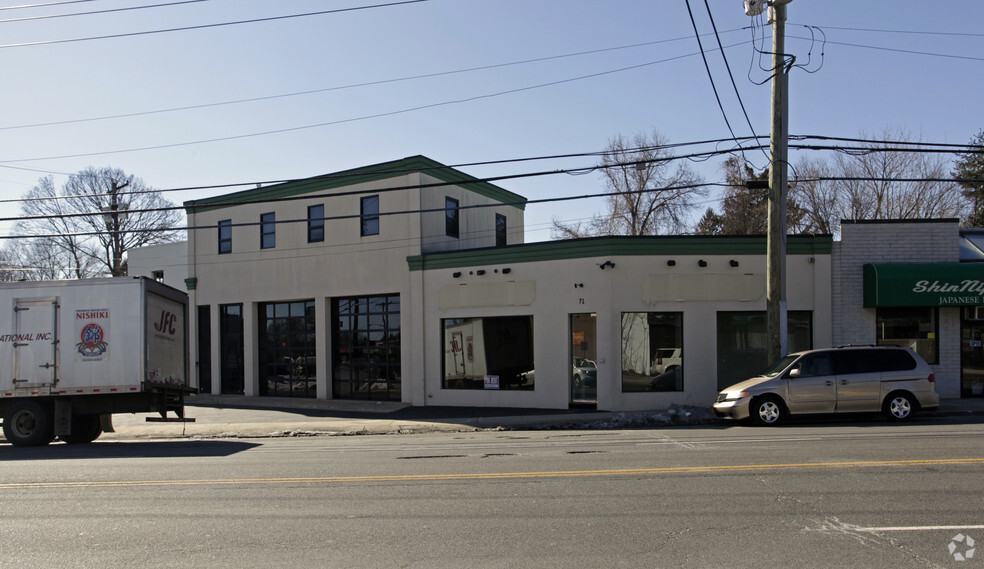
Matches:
[[0, 439, 260, 461]]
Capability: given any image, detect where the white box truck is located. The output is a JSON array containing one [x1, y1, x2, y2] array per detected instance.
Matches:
[[0, 277, 194, 446]]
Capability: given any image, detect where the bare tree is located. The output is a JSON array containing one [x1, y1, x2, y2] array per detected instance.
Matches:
[[794, 128, 968, 233], [552, 130, 705, 237], [14, 167, 184, 279], [789, 157, 838, 235]]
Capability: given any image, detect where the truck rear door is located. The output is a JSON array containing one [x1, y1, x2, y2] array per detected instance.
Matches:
[[12, 297, 58, 392]]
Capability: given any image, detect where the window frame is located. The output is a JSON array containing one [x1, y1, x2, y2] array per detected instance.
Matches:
[[495, 213, 507, 247], [218, 219, 232, 254], [361, 195, 379, 237], [620, 312, 684, 393], [445, 196, 460, 239], [260, 212, 276, 249], [307, 204, 325, 243], [875, 306, 939, 364]]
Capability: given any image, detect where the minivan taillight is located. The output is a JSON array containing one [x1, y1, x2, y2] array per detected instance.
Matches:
[[928, 373, 935, 383]]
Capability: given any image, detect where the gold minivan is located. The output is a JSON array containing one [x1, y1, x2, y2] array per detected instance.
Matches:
[[712, 346, 940, 425]]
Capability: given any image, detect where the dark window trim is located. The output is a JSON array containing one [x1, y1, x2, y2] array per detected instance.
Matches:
[[445, 196, 460, 239], [361, 195, 379, 236], [308, 204, 325, 243], [218, 219, 232, 254], [495, 213, 507, 247], [260, 212, 276, 249]]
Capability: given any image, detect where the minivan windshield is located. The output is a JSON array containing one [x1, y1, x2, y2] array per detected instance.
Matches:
[[761, 354, 800, 377]]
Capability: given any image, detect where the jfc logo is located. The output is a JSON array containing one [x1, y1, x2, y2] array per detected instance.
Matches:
[[76, 322, 108, 357]]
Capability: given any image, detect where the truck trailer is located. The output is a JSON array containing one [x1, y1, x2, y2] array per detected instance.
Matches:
[[0, 277, 194, 446]]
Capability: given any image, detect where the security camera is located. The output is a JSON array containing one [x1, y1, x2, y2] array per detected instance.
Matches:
[[744, 0, 767, 16]]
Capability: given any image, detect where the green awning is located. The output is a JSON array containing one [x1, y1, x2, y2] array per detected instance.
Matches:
[[863, 263, 984, 307]]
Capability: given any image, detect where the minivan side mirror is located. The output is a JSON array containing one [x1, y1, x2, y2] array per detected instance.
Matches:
[[788, 368, 801, 378]]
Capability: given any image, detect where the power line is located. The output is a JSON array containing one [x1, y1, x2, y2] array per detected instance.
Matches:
[[789, 23, 984, 38], [0, 40, 753, 165], [0, 138, 769, 207], [0, 0, 430, 49], [684, 0, 745, 161], [0, 0, 96, 10], [787, 34, 984, 63], [0, 32, 743, 132], [3, 135, 981, 208], [0, 0, 209, 23], [702, 0, 769, 167]]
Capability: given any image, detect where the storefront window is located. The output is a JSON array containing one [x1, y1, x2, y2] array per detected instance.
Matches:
[[442, 316, 534, 390], [259, 300, 316, 398], [621, 312, 683, 392], [332, 295, 401, 401], [876, 306, 938, 364], [716, 311, 813, 390]]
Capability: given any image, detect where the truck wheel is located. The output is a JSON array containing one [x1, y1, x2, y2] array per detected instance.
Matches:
[[3, 401, 55, 447], [60, 414, 102, 444]]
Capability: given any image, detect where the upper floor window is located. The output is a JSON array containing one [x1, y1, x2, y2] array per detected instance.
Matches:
[[495, 213, 507, 247], [218, 219, 232, 254], [361, 195, 379, 236], [308, 204, 325, 243], [445, 197, 460, 238], [151, 270, 164, 282], [260, 212, 276, 249]]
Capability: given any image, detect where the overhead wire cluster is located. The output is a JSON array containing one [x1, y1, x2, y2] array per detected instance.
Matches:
[[0, 1, 980, 258]]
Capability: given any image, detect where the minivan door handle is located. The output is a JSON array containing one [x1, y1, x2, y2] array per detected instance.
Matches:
[[825, 380, 833, 386], [840, 380, 848, 385]]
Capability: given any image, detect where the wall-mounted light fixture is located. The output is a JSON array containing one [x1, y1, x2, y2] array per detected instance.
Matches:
[[667, 260, 676, 267], [698, 260, 708, 268], [599, 260, 616, 270], [452, 271, 462, 278], [729, 260, 740, 267]]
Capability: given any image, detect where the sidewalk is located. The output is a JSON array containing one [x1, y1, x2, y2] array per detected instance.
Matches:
[[101, 395, 984, 441]]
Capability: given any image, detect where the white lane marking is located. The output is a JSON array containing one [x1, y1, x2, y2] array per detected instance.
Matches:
[[857, 525, 984, 532]]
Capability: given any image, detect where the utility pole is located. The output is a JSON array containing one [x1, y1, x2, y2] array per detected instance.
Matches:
[[102, 180, 130, 277], [767, 0, 790, 364], [744, 0, 791, 364]]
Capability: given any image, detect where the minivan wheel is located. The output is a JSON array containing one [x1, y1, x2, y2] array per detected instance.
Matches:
[[883, 392, 916, 421], [752, 396, 786, 426]]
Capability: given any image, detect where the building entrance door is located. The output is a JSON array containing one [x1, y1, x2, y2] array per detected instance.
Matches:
[[570, 313, 597, 408]]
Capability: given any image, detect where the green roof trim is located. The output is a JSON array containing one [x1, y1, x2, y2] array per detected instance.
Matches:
[[408, 235, 833, 271], [184, 155, 527, 214]]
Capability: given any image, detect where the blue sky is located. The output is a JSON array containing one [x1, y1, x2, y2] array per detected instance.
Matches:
[[0, 0, 981, 243]]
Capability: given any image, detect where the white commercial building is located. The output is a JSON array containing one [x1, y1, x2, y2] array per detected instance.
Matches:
[[138, 155, 967, 410]]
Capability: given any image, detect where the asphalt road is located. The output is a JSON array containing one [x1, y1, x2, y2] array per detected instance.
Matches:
[[2, 417, 983, 568]]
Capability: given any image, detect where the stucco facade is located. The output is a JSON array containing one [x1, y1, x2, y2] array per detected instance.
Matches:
[[128, 155, 843, 410]]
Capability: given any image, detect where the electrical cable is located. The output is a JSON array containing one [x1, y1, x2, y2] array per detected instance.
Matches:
[[2, 134, 980, 208], [702, 0, 769, 168], [0, 0, 209, 23], [684, 0, 745, 163], [0, 40, 753, 165], [0, 0, 430, 49], [0, 0, 96, 10], [0, 31, 745, 132]]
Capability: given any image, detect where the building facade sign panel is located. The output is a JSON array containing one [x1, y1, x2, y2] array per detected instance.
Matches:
[[864, 263, 984, 307]]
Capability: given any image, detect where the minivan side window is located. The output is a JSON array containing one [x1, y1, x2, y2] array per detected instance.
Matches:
[[871, 349, 917, 371], [791, 353, 834, 378], [833, 350, 881, 375]]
